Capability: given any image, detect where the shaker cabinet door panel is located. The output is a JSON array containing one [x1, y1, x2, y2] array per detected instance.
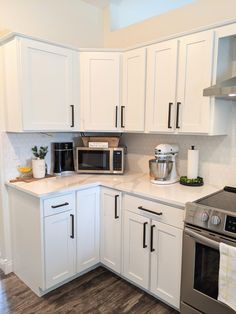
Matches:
[[122, 48, 146, 132], [150, 221, 183, 309], [44, 210, 76, 289], [20, 39, 78, 131], [80, 52, 121, 131], [146, 40, 178, 133], [123, 211, 150, 289], [177, 31, 214, 133], [100, 188, 122, 273], [76, 188, 100, 273]]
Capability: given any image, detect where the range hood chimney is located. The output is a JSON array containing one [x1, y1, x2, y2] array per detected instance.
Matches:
[[203, 76, 236, 100]]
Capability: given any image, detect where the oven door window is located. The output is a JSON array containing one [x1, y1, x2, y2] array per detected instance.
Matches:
[[78, 150, 110, 171], [194, 242, 220, 299]]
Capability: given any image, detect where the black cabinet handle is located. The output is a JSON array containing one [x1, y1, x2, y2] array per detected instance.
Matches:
[[150, 225, 155, 252], [121, 106, 125, 128], [143, 222, 148, 248], [51, 202, 69, 209], [70, 105, 75, 128], [168, 102, 173, 129], [114, 195, 119, 219], [176, 102, 181, 129], [138, 206, 163, 216], [70, 214, 74, 239], [115, 106, 118, 128]]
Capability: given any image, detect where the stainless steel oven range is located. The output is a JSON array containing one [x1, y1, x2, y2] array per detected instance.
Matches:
[[181, 186, 236, 314]]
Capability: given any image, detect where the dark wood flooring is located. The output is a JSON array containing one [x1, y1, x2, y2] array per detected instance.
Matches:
[[0, 267, 178, 314]]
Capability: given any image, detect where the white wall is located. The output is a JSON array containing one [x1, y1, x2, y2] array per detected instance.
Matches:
[[0, 0, 104, 48], [104, 0, 236, 48]]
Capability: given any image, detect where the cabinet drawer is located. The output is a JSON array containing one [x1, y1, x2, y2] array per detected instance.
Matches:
[[43, 193, 75, 217], [123, 193, 184, 229]]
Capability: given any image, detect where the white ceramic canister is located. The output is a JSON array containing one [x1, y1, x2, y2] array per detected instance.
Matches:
[[32, 159, 45, 179]]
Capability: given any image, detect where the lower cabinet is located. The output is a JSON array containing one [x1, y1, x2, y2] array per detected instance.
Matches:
[[122, 194, 183, 309], [44, 209, 76, 289], [100, 188, 122, 273], [123, 211, 150, 289], [76, 187, 100, 273]]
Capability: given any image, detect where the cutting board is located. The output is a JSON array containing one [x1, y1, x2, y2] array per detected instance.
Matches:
[[9, 174, 55, 183]]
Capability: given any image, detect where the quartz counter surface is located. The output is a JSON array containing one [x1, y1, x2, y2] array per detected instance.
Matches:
[[6, 172, 219, 208]]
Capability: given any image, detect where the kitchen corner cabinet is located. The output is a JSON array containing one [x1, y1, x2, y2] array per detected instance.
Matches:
[[146, 30, 228, 135], [122, 194, 183, 309], [80, 52, 121, 131], [2, 36, 79, 132], [76, 188, 100, 273], [100, 188, 122, 273], [122, 48, 146, 132]]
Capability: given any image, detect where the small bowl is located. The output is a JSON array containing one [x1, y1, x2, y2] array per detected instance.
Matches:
[[18, 166, 32, 177]]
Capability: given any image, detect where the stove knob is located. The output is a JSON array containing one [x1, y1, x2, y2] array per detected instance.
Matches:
[[201, 212, 209, 222], [211, 215, 221, 226]]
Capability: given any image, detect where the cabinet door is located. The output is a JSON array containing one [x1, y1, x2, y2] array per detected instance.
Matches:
[[76, 188, 100, 273], [146, 40, 178, 133], [123, 211, 150, 289], [150, 221, 183, 309], [122, 48, 146, 132], [20, 38, 78, 131], [80, 52, 121, 131], [44, 209, 76, 289], [177, 31, 214, 133], [100, 188, 121, 273]]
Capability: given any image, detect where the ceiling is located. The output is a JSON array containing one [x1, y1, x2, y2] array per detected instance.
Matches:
[[81, 0, 111, 9]]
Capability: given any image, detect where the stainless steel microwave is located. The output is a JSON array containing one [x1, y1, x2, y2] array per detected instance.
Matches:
[[75, 147, 124, 174]]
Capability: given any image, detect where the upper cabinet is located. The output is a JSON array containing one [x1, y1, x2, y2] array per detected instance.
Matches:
[[2, 36, 79, 132], [122, 48, 146, 132], [146, 30, 230, 135], [80, 52, 121, 132]]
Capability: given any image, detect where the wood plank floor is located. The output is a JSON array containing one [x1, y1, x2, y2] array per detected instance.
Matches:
[[0, 267, 178, 314]]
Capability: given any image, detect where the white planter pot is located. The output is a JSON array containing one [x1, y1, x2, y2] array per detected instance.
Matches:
[[32, 159, 45, 179]]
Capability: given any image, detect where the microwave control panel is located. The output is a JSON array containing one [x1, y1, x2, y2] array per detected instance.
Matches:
[[113, 151, 122, 171], [225, 215, 236, 234]]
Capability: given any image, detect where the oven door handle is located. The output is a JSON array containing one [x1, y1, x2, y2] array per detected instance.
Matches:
[[185, 228, 219, 250]]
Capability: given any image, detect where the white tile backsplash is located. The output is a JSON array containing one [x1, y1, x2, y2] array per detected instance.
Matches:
[[0, 132, 79, 181]]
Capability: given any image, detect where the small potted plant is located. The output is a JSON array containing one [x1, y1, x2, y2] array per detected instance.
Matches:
[[31, 146, 48, 179]]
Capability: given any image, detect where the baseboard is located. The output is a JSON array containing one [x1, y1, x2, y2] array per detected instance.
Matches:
[[0, 258, 13, 274]]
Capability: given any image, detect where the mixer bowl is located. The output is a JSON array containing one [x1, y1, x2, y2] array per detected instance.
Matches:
[[149, 159, 173, 181]]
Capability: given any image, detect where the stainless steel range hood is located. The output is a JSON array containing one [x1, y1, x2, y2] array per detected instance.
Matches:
[[203, 76, 236, 100]]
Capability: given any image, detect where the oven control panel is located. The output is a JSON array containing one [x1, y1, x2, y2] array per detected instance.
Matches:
[[225, 215, 236, 234]]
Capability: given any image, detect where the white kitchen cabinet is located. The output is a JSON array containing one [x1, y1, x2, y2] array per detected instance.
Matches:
[[123, 210, 150, 289], [146, 40, 178, 133], [2, 36, 79, 132], [100, 188, 122, 273], [150, 221, 183, 309], [177, 31, 214, 133], [146, 30, 228, 135], [122, 48, 146, 132], [80, 52, 121, 131], [76, 188, 100, 273], [122, 193, 184, 309], [44, 209, 76, 289]]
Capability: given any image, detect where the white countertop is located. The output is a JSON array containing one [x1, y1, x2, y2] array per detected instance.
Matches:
[[6, 172, 220, 208]]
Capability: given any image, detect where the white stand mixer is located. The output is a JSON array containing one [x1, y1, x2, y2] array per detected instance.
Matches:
[[149, 144, 179, 185]]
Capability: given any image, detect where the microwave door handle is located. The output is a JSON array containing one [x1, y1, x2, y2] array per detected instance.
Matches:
[[185, 228, 219, 250]]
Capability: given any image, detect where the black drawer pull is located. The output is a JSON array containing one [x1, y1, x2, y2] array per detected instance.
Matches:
[[121, 106, 125, 128], [150, 225, 155, 252], [115, 106, 118, 128], [115, 195, 119, 219], [51, 202, 69, 209], [143, 222, 148, 248], [138, 206, 163, 216], [70, 214, 74, 239]]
